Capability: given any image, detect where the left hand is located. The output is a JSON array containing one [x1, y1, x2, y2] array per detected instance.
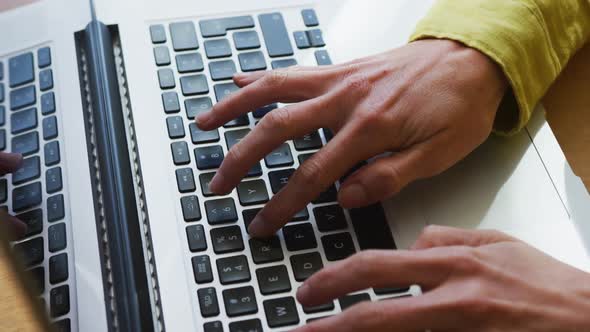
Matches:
[[294, 226, 590, 332]]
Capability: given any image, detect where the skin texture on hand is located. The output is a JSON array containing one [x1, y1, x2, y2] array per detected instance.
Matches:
[[294, 226, 590, 332], [0, 152, 26, 239], [196, 39, 508, 237]]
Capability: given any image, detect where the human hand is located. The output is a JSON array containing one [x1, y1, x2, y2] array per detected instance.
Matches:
[[294, 226, 590, 332], [196, 39, 507, 237], [0, 152, 26, 239]]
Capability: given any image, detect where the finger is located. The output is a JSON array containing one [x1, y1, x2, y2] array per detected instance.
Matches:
[[296, 249, 453, 307], [233, 65, 320, 87], [209, 96, 332, 194], [0, 152, 23, 175], [411, 225, 517, 250], [196, 69, 328, 130], [0, 209, 27, 240]]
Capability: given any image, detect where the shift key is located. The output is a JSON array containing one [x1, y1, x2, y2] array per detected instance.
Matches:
[[258, 13, 293, 57]]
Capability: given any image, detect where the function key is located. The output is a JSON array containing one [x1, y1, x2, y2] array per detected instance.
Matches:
[[16, 208, 43, 237], [169, 21, 199, 51], [252, 103, 277, 118], [13, 181, 42, 212], [222, 286, 258, 317], [47, 194, 65, 222], [321, 232, 356, 261], [294, 131, 323, 150], [264, 143, 293, 168], [171, 141, 190, 165], [283, 223, 317, 251], [315, 50, 332, 66], [149, 24, 167, 44], [153, 46, 171, 66], [9, 53, 34, 88], [48, 222, 67, 253], [338, 293, 371, 311], [236, 180, 269, 206], [203, 321, 223, 332], [50, 285, 70, 317], [44, 141, 61, 166], [314, 204, 347, 232], [14, 237, 44, 267], [39, 69, 53, 91], [211, 225, 244, 254], [11, 107, 37, 134], [204, 39, 232, 59], [216, 255, 250, 285], [180, 74, 209, 96], [205, 197, 237, 225], [302, 9, 319, 27], [307, 29, 325, 47], [197, 287, 220, 317], [293, 31, 311, 49], [271, 58, 297, 69], [209, 59, 236, 81], [256, 265, 291, 295], [12, 155, 40, 185], [233, 31, 260, 50], [199, 16, 255, 38], [189, 122, 219, 144], [162, 91, 180, 113], [238, 51, 266, 72], [264, 297, 299, 328], [249, 235, 283, 264], [213, 82, 239, 102], [185, 96, 212, 119], [166, 116, 185, 138], [192, 255, 213, 283], [38, 47, 52, 68], [176, 52, 204, 73], [46, 167, 63, 194], [181, 195, 202, 222], [198, 172, 216, 197], [268, 168, 294, 194], [41, 92, 56, 115], [157, 68, 175, 89], [258, 13, 294, 57], [290, 252, 323, 281], [43, 116, 58, 140], [195, 145, 224, 170], [175, 168, 196, 193], [10, 85, 36, 110], [49, 253, 68, 284]]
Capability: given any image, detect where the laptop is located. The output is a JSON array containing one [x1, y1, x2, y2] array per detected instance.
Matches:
[[2, 0, 587, 331]]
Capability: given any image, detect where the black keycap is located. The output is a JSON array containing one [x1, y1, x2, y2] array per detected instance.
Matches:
[[153, 46, 171, 66], [208, 59, 236, 81], [12, 156, 40, 185], [249, 235, 283, 264], [14, 237, 44, 267], [0, 105, 5, 125], [302, 9, 319, 27], [9, 53, 34, 87], [149, 24, 167, 44], [237, 180, 269, 206], [203, 321, 223, 332], [176, 52, 204, 73], [315, 50, 332, 66], [222, 286, 257, 317], [314, 205, 347, 232], [259, 13, 294, 57], [47, 194, 65, 222], [180, 74, 209, 96], [38, 47, 52, 68], [299, 152, 316, 164], [217, 255, 250, 285], [271, 58, 297, 69], [200, 16, 255, 37], [199, 172, 215, 197], [52, 319, 71, 332], [185, 97, 212, 119], [195, 145, 224, 170], [10, 85, 36, 110], [268, 168, 294, 194], [256, 265, 291, 295], [17, 209, 43, 237], [312, 185, 337, 204], [204, 39, 232, 59], [252, 103, 277, 118], [166, 116, 185, 138], [198, 287, 220, 317], [189, 123, 219, 144], [11, 107, 37, 134], [322, 232, 356, 261], [293, 208, 310, 221], [214, 82, 239, 102], [307, 29, 325, 47], [233, 31, 260, 50], [46, 167, 63, 194], [245, 162, 262, 178], [13, 182, 42, 211], [0, 61, 3, 80], [373, 287, 410, 295], [293, 31, 311, 49], [238, 51, 266, 72], [41, 92, 55, 115], [192, 255, 213, 283], [264, 297, 299, 328], [303, 301, 335, 314], [211, 225, 244, 254], [171, 141, 190, 165], [290, 252, 323, 281], [242, 208, 260, 232], [264, 143, 293, 168], [0, 84, 4, 103], [158, 68, 175, 89], [39, 69, 53, 91], [49, 253, 68, 284], [186, 225, 207, 252], [0, 179, 5, 203], [169, 21, 199, 51], [50, 285, 70, 317], [205, 198, 237, 224], [349, 203, 396, 250], [229, 319, 262, 332], [29, 266, 45, 295], [224, 128, 249, 149], [43, 116, 58, 140], [44, 141, 60, 166], [283, 223, 317, 251], [176, 168, 196, 193], [339, 293, 371, 311], [48, 223, 67, 253], [223, 114, 249, 128], [294, 131, 322, 150], [181, 195, 202, 221]]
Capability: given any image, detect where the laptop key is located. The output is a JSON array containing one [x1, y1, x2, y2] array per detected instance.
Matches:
[[166, 116, 185, 139], [314, 204, 347, 232], [199, 16, 255, 38], [29, 266, 45, 294], [264, 297, 299, 327], [52, 319, 71, 332], [176, 52, 204, 73], [203, 321, 223, 332], [49, 253, 68, 284], [39, 69, 53, 91], [186, 225, 207, 252], [171, 141, 190, 165], [259, 13, 294, 57], [189, 123, 219, 144], [268, 168, 294, 194], [339, 293, 371, 311], [153, 46, 171, 66], [294, 131, 323, 150], [162, 91, 180, 114], [373, 287, 411, 295], [199, 172, 216, 197], [264, 143, 293, 168], [205, 197, 237, 224], [315, 50, 333, 66], [256, 265, 291, 295], [249, 235, 284, 264], [233, 31, 260, 50], [223, 114, 249, 128], [180, 74, 209, 96], [214, 82, 239, 102], [246, 162, 262, 178], [225, 128, 249, 149], [283, 223, 317, 251], [12, 156, 40, 185], [312, 184, 338, 204], [14, 237, 44, 267], [38, 47, 52, 68], [238, 51, 266, 72], [41, 92, 56, 115], [271, 58, 298, 69], [197, 287, 220, 317], [242, 208, 260, 232], [185, 97, 212, 120], [237, 180, 269, 206], [0, 84, 4, 103], [0, 106, 5, 125], [229, 319, 262, 332], [50, 285, 70, 317], [302, 9, 319, 27], [211, 225, 244, 254], [43, 116, 58, 140], [307, 29, 325, 47], [46, 167, 63, 194], [294, 31, 311, 49], [322, 232, 356, 261], [349, 203, 396, 250], [44, 141, 60, 166], [222, 286, 257, 316], [149, 24, 166, 43], [252, 103, 277, 118], [17, 208, 43, 237], [11, 107, 37, 134], [10, 85, 36, 110], [217, 255, 250, 285], [176, 168, 196, 193], [47, 194, 65, 222], [0, 61, 3, 80], [209, 59, 237, 81], [13, 182, 42, 212], [290, 252, 323, 281], [303, 301, 335, 314], [181, 195, 202, 221], [0, 179, 5, 203], [192, 255, 213, 283], [195, 145, 224, 170], [169, 21, 199, 51], [48, 223, 67, 253], [204, 39, 232, 59], [9, 53, 34, 88], [157, 68, 175, 89]]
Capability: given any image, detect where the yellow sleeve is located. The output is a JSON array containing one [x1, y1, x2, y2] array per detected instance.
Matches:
[[410, 0, 590, 135]]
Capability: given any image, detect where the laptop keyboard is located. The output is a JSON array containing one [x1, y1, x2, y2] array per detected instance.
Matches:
[[150, 9, 409, 331], [2, 46, 75, 332]]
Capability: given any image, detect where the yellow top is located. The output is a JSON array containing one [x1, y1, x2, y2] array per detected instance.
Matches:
[[411, 0, 590, 135]]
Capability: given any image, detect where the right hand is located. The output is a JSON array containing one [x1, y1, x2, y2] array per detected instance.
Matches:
[[0, 152, 26, 239]]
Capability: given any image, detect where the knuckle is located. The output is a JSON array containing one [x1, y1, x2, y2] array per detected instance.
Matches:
[[454, 286, 495, 317], [264, 70, 289, 88], [294, 157, 324, 189], [225, 143, 244, 165], [449, 249, 484, 275], [342, 74, 371, 97], [350, 302, 388, 326]]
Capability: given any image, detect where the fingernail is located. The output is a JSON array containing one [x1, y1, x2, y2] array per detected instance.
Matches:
[[338, 183, 367, 207], [209, 173, 225, 193], [296, 283, 310, 301], [195, 112, 211, 128], [0, 153, 24, 173], [247, 216, 266, 237]]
